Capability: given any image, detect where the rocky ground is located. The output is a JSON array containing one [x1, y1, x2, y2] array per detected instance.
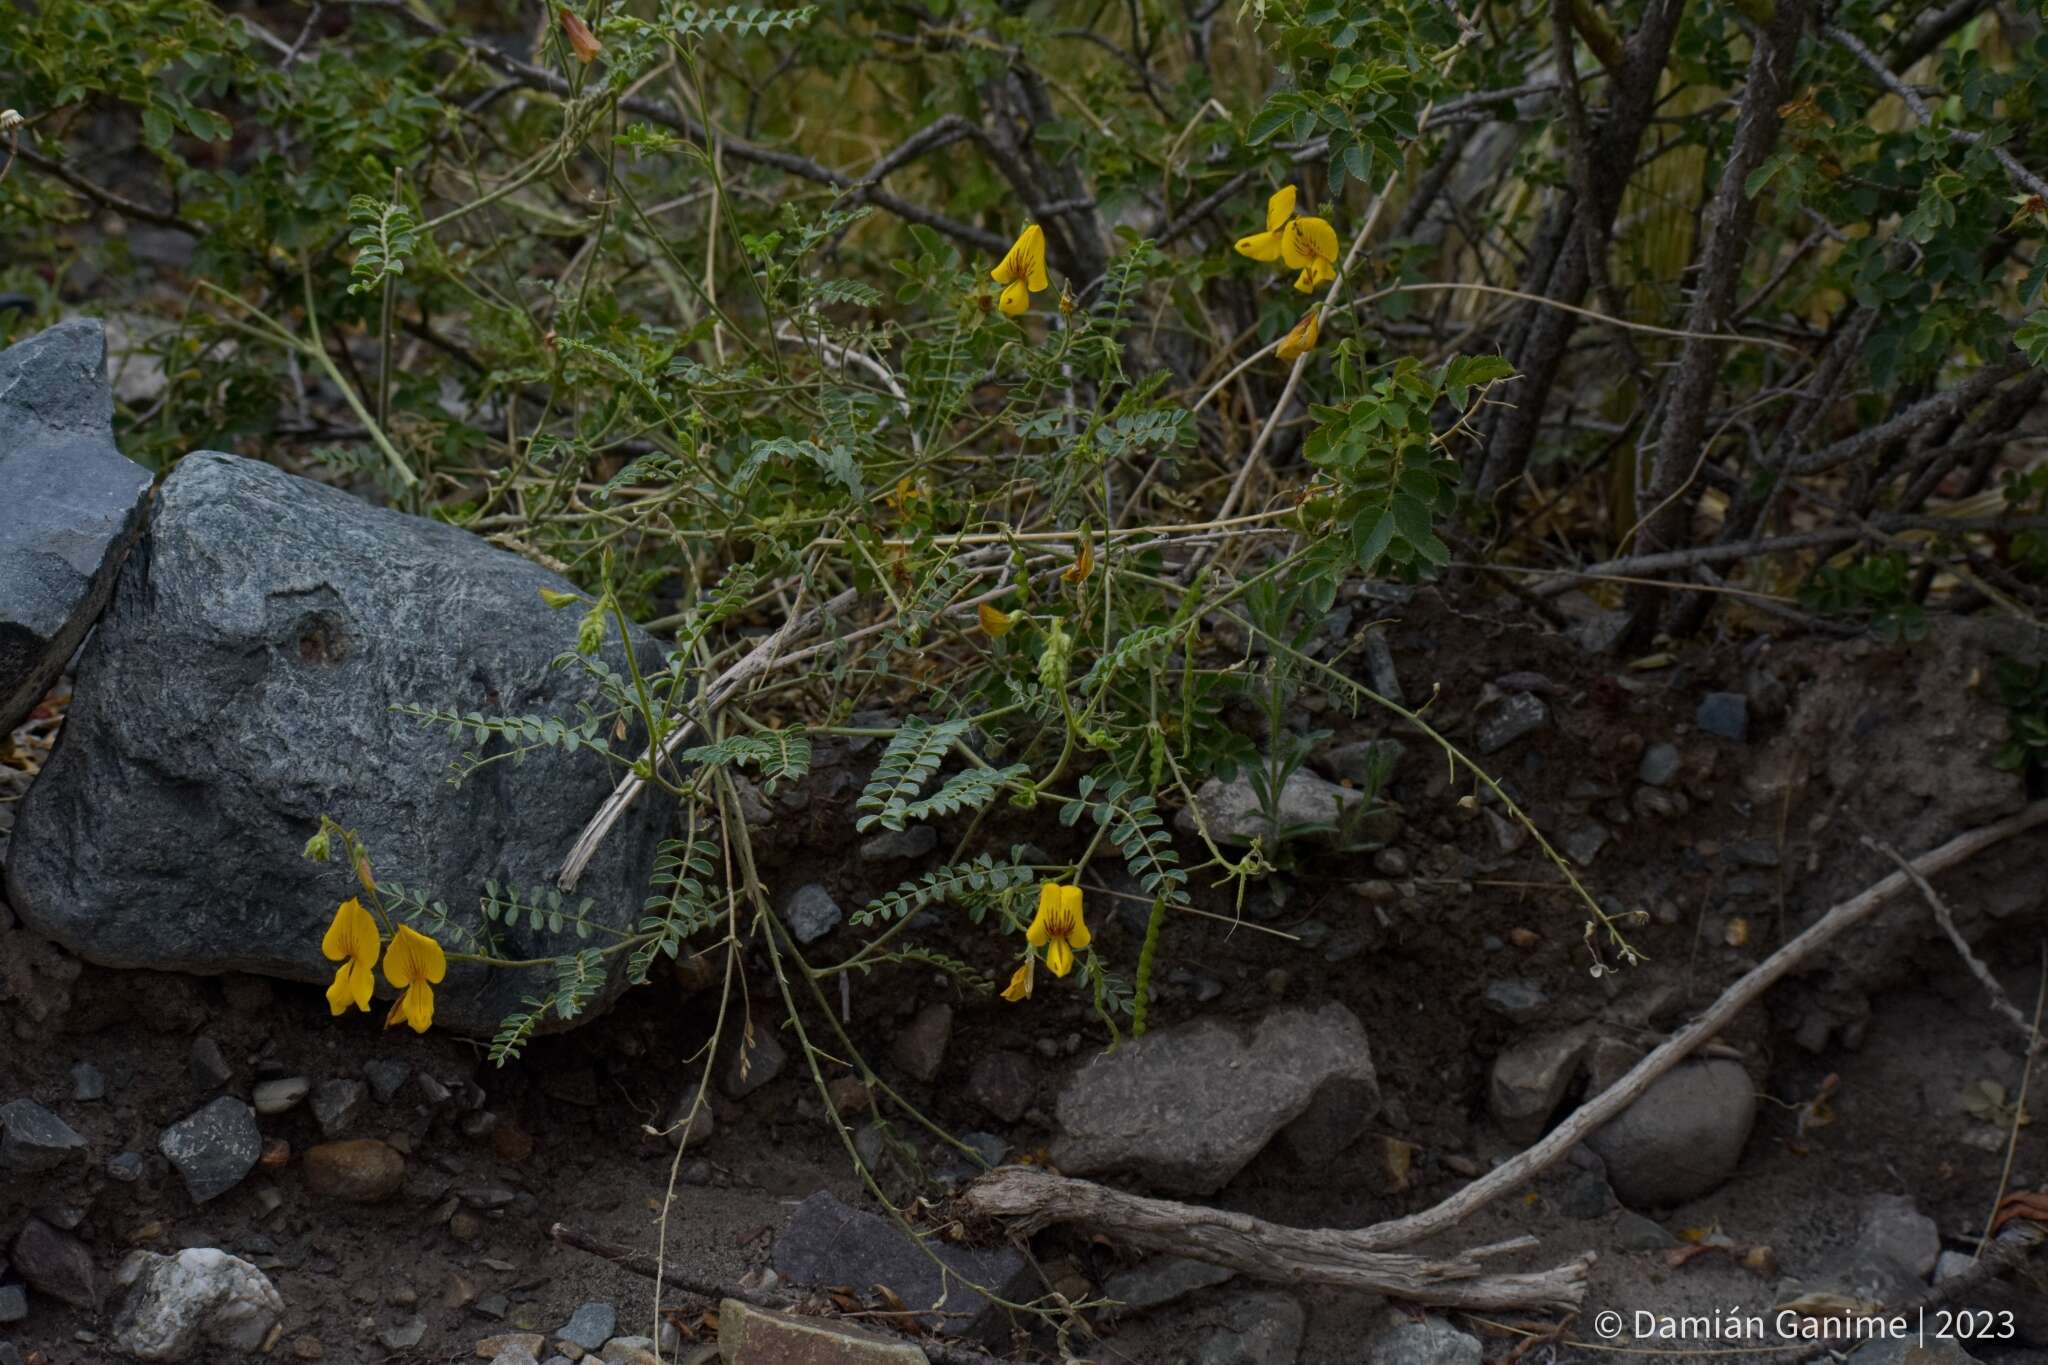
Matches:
[[6, 320, 2048, 1364]]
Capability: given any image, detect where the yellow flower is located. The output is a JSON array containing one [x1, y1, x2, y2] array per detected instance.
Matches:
[[979, 602, 1018, 637], [321, 898, 380, 1016], [1276, 307, 1321, 362], [1025, 883, 1090, 978], [991, 224, 1049, 317], [1284, 216, 1339, 293], [1234, 186, 1298, 262], [1001, 961, 1034, 1002], [382, 925, 447, 1033]]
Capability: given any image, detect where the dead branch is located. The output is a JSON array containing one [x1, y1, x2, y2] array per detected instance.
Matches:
[[1865, 835, 2034, 1045], [960, 1170, 1592, 1311], [967, 804, 2048, 1308], [549, 1222, 1021, 1365]]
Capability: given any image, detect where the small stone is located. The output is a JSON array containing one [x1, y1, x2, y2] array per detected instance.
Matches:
[[719, 1298, 928, 1363], [720, 1029, 788, 1099], [1175, 770, 1376, 850], [827, 1078, 869, 1116], [1362, 628, 1405, 704], [253, 1078, 310, 1116], [488, 1348, 540, 1365], [107, 1152, 146, 1183], [158, 1097, 262, 1203], [1587, 1059, 1755, 1207], [857, 827, 938, 862], [1360, 1306, 1480, 1365], [1483, 978, 1549, 1023], [1638, 742, 1681, 787], [1476, 692, 1550, 755], [189, 1037, 232, 1091], [558, 1303, 617, 1352], [0, 1286, 24, 1324], [417, 1074, 454, 1107], [449, 1212, 485, 1243], [364, 1059, 410, 1104], [1372, 847, 1409, 877], [665, 1096, 715, 1151], [11, 1216, 98, 1309], [304, 1140, 406, 1202], [599, 1339, 659, 1365], [1859, 1193, 1940, 1279], [1323, 738, 1406, 790], [310, 1079, 367, 1138], [781, 884, 844, 943], [1696, 692, 1749, 742], [1103, 1256, 1235, 1312], [1561, 823, 1610, 867], [381, 1317, 428, 1350], [473, 1292, 509, 1320], [292, 1337, 326, 1360], [1613, 1212, 1678, 1251], [72, 1062, 107, 1102], [1490, 1027, 1591, 1143], [477, 1333, 545, 1360], [1192, 1290, 1304, 1365], [1725, 837, 1782, 869], [111, 1247, 284, 1360], [0, 1098, 87, 1171], [890, 1003, 953, 1083], [966, 1051, 1036, 1123]]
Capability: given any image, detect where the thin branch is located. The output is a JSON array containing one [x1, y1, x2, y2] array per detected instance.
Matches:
[[1867, 836, 2035, 1044]]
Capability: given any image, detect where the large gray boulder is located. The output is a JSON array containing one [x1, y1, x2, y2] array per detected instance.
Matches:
[[0, 319, 154, 734], [1052, 1003, 1379, 1194], [4, 452, 669, 1035]]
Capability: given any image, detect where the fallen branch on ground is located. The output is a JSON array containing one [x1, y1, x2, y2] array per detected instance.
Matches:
[[961, 1170, 1593, 1311], [549, 1222, 1022, 1365], [965, 804, 2048, 1306]]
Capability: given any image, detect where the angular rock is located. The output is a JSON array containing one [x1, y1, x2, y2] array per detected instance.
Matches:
[[1052, 1004, 1378, 1194], [11, 1216, 97, 1309], [1638, 742, 1681, 787], [1175, 771, 1374, 850], [311, 1079, 366, 1142], [158, 1096, 261, 1204], [558, 1303, 616, 1351], [720, 1028, 788, 1099], [71, 1062, 107, 1102], [858, 827, 938, 862], [1696, 691, 1749, 741], [1490, 1026, 1592, 1143], [111, 1248, 284, 1362], [773, 1191, 1031, 1343], [363, 1058, 410, 1104], [0, 319, 155, 735], [598, 1339, 659, 1365], [1858, 1193, 1939, 1280], [966, 1051, 1036, 1123], [487, 1348, 540, 1365], [782, 883, 844, 943], [1587, 1059, 1755, 1207], [303, 1139, 406, 1202], [0, 1286, 22, 1324], [252, 1077, 310, 1116], [476, 1336, 544, 1362], [1103, 1256, 1235, 1312], [1475, 692, 1549, 755], [1359, 1308, 1481, 1365], [719, 1299, 928, 1364], [1321, 738, 1406, 792], [0, 1097, 86, 1171], [1482, 978, 1549, 1023], [3, 452, 670, 1036], [188, 1037, 232, 1091], [1192, 1291, 1304, 1365], [890, 1003, 952, 1083]]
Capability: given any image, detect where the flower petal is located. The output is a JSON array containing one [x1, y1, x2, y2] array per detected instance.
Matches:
[[1001, 962, 1034, 1002], [1026, 884, 1057, 946], [1281, 216, 1338, 271], [326, 960, 373, 1016], [1019, 224, 1048, 291], [384, 925, 447, 989], [1234, 229, 1285, 263], [321, 898, 379, 968], [1046, 937, 1074, 978], [1277, 307, 1320, 361], [999, 279, 1031, 316], [385, 981, 435, 1033], [1265, 185, 1298, 232]]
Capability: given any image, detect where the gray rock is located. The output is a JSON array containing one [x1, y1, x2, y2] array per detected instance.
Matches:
[[3, 452, 670, 1036], [1484, 809, 1527, 855], [1587, 1059, 1755, 1207], [1859, 1193, 1939, 1280], [188, 1038, 232, 1091], [1362, 628, 1405, 705], [1103, 1256, 1235, 1312], [557, 1303, 616, 1351], [1360, 1308, 1480, 1365], [11, 1216, 97, 1309], [111, 1248, 284, 1361], [71, 1062, 107, 1102], [1482, 978, 1549, 1023], [252, 1077, 310, 1116], [0, 1098, 86, 1171], [107, 1151, 146, 1183], [1490, 1026, 1592, 1143], [1052, 1003, 1379, 1194], [1321, 738, 1406, 792], [363, 1058, 410, 1104], [1175, 770, 1373, 850], [720, 1029, 787, 1099], [857, 827, 938, 862], [966, 1051, 1036, 1123], [1476, 692, 1550, 755], [773, 1190, 1032, 1343], [158, 1096, 261, 1204], [1638, 742, 1681, 787], [1193, 1291, 1304, 1365], [310, 1079, 366, 1138], [890, 1003, 953, 1082], [781, 884, 843, 944], [1696, 691, 1749, 741], [0, 320, 155, 735], [380, 1316, 428, 1350], [1613, 1211, 1678, 1250], [0, 1287, 21, 1325], [1561, 823, 1611, 867], [488, 1348, 541, 1365]]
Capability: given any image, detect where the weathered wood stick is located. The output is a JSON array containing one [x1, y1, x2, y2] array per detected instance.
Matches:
[[962, 1171, 1591, 1311]]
